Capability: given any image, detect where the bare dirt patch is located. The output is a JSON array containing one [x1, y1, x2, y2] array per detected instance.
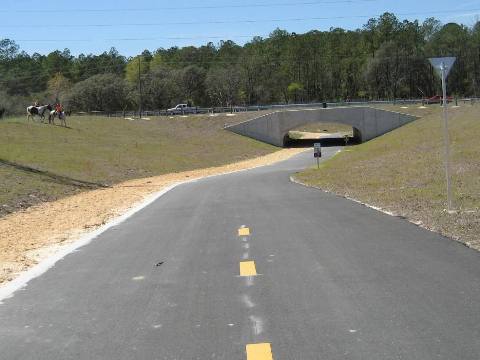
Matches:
[[0, 148, 304, 284], [289, 131, 331, 139]]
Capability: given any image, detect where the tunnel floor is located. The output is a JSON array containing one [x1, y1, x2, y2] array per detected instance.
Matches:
[[284, 136, 359, 148]]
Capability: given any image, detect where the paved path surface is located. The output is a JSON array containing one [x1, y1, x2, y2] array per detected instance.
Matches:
[[1, 148, 479, 359]]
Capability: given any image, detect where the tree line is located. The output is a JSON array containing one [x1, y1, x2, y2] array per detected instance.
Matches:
[[1, 13, 479, 115]]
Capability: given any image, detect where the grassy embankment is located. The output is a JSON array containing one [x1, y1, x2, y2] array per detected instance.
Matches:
[[0, 112, 275, 217], [295, 104, 480, 249]]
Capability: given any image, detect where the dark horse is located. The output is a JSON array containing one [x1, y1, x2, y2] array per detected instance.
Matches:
[[27, 104, 52, 122]]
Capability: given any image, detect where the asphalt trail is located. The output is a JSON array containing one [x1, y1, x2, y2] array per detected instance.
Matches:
[[0, 147, 479, 359]]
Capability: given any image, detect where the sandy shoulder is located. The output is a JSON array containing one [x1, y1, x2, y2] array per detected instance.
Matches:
[[0, 148, 305, 284]]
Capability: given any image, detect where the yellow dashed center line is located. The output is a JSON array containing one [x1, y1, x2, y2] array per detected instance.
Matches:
[[239, 261, 257, 276], [246, 343, 273, 360], [237, 227, 272, 359], [238, 227, 250, 236]]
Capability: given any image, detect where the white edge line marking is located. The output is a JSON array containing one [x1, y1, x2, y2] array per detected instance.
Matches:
[[0, 153, 308, 303], [0, 182, 177, 303], [289, 175, 471, 245], [290, 175, 399, 218]]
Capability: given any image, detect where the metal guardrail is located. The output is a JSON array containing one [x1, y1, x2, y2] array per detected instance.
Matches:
[[72, 98, 480, 118], [1, 97, 478, 119]]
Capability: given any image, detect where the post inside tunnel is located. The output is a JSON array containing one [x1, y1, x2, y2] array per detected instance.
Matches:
[[283, 122, 362, 147]]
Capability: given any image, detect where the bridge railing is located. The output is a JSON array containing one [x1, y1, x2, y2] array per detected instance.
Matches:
[[70, 98, 480, 118]]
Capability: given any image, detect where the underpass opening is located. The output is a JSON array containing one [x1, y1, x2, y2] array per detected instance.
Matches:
[[225, 106, 418, 148], [283, 122, 360, 147]]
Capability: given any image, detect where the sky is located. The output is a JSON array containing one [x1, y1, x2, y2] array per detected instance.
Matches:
[[1, 0, 479, 56]]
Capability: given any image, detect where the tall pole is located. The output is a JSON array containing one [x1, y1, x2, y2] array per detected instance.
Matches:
[[441, 63, 452, 212], [138, 57, 142, 119]]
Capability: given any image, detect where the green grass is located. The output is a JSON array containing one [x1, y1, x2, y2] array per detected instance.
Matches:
[[0, 112, 276, 216], [295, 104, 480, 248]]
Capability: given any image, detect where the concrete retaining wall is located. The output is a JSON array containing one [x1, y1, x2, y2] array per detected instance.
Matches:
[[226, 107, 418, 147]]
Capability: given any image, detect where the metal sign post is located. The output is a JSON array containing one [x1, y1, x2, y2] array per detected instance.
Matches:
[[314, 143, 322, 169], [428, 57, 456, 212]]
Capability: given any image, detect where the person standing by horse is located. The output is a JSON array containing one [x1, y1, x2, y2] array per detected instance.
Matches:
[[51, 102, 67, 127], [55, 103, 63, 116]]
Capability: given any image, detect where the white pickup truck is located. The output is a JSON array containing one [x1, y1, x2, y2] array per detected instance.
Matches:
[[166, 104, 198, 115]]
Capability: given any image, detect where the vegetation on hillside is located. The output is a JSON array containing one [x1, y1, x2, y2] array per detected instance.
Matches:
[[0, 113, 275, 216], [294, 105, 480, 249], [1, 13, 480, 114]]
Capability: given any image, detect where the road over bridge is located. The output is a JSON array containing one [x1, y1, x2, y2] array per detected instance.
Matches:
[[226, 106, 418, 146]]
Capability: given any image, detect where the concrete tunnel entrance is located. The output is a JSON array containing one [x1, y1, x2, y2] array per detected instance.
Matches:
[[225, 107, 418, 148]]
